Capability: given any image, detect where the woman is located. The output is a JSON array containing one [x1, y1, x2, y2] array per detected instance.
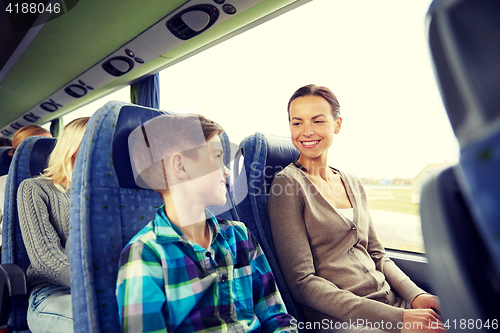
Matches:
[[0, 125, 52, 250], [17, 117, 89, 333], [268, 85, 443, 333], [8, 125, 52, 157]]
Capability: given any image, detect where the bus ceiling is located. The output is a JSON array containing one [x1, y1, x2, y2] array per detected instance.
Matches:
[[0, 0, 311, 138]]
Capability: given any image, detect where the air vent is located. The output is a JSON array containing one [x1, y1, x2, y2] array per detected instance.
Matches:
[[102, 56, 135, 77], [65, 84, 87, 98], [166, 4, 219, 40], [64, 80, 94, 98], [40, 99, 62, 112]]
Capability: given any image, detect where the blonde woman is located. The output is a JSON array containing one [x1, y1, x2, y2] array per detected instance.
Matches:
[[17, 117, 89, 333]]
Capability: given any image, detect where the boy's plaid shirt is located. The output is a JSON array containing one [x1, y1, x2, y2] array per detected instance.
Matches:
[[116, 207, 297, 333]]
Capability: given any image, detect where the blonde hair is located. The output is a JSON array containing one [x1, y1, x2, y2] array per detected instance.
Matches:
[[8, 125, 51, 157], [40, 117, 90, 191]]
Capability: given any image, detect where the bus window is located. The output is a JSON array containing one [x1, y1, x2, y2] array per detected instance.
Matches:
[[156, 0, 459, 253], [58, 0, 459, 254]]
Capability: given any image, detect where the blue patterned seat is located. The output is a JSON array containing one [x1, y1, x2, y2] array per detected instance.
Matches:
[[69, 101, 239, 333], [0, 136, 57, 332], [234, 132, 306, 328]]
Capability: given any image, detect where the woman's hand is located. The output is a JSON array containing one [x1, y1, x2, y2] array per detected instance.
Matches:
[[412, 294, 441, 313], [402, 308, 445, 332]]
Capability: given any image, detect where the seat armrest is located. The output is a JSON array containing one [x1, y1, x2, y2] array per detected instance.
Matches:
[[0, 264, 27, 328]]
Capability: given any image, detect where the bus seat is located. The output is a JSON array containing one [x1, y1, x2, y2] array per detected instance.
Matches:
[[234, 132, 306, 327], [0, 263, 27, 332], [427, 0, 500, 273], [420, 166, 499, 329], [424, 0, 500, 326], [69, 101, 238, 333], [0, 147, 11, 250], [0, 136, 56, 332], [0, 147, 12, 177]]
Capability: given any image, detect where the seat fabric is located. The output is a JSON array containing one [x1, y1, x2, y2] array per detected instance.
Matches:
[[1, 136, 56, 332], [235, 132, 306, 326]]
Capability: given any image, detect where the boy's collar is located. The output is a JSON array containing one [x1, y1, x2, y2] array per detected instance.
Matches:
[[154, 206, 230, 243]]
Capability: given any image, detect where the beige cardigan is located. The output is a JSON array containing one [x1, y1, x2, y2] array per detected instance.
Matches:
[[268, 163, 425, 332]]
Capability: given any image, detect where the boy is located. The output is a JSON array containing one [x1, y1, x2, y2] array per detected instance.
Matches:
[[116, 113, 296, 332]]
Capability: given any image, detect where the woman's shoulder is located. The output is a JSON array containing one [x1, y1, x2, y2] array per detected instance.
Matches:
[[335, 168, 363, 184], [273, 162, 305, 183], [335, 169, 367, 196], [19, 177, 57, 194], [20, 176, 51, 187]]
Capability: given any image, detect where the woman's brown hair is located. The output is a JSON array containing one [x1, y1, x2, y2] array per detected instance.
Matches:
[[287, 84, 341, 121], [8, 125, 52, 157]]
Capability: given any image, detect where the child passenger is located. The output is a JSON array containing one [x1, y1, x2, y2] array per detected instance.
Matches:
[[116, 114, 296, 333], [17, 117, 89, 333]]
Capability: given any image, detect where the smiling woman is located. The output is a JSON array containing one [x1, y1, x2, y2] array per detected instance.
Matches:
[[289, 93, 341, 162], [266, 83, 444, 333]]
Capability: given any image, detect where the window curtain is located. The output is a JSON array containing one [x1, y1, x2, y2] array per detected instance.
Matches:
[[130, 73, 160, 109], [50, 118, 63, 137]]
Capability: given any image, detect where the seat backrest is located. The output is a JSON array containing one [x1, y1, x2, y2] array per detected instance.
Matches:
[[0, 147, 12, 177], [428, 0, 500, 149], [420, 166, 499, 329], [234, 132, 305, 324], [0, 147, 12, 222], [69, 101, 239, 333], [425, 0, 500, 325], [1, 136, 56, 331]]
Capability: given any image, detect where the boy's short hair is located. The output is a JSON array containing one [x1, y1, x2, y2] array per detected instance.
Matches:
[[128, 113, 223, 191]]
